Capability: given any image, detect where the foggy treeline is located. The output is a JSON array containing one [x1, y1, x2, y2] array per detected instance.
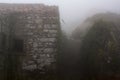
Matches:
[[58, 13, 120, 80]]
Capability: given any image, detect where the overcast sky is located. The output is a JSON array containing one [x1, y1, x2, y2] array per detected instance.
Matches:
[[0, 0, 120, 34]]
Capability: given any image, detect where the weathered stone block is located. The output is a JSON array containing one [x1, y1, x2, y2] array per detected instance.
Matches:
[[0, 4, 60, 73]]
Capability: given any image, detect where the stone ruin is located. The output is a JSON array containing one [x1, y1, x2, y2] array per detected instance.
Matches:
[[0, 4, 60, 73]]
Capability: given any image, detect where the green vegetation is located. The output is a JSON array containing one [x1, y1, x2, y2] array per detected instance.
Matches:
[[80, 20, 120, 80]]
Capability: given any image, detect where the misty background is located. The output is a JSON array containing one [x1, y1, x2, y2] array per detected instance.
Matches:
[[0, 0, 120, 34]]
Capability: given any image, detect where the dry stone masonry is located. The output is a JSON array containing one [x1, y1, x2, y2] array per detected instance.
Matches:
[[0, 4, 60, 72]]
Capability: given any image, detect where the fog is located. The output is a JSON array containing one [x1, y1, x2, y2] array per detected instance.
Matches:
[[0, 0, 120, 80], [0, 0, 120, 34]]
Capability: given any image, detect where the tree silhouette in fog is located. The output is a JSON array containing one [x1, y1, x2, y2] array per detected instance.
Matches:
[[79, 20, 120, 80]]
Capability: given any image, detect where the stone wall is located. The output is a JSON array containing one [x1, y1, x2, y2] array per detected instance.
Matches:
[[0, 4, 60, 72]]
